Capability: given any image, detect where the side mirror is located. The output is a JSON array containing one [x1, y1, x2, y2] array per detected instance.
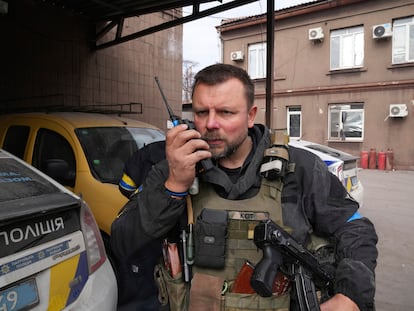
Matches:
[[44, 159, 76, 187]]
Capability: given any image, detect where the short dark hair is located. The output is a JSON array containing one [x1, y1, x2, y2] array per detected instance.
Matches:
[[192, 64, 255, 109]]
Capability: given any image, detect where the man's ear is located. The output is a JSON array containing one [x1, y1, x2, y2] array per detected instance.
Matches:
[[248, 105, 258, 128]]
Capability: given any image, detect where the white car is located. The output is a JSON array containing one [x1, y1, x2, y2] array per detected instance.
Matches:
[[0, 149, 117, 310], [289, 140, 364, 206]]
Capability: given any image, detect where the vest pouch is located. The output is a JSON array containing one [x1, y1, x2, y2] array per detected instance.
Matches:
[[158, 263, 190, 311], [223, 291, 290, 311], [195, 208, 228, 268], [189, 273, 224, 311]]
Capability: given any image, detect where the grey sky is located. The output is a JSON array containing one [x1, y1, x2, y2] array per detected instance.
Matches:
[[183, 0, 311, 71]]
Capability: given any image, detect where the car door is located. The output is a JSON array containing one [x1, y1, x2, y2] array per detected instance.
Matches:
[[31, 128, 76, 188]]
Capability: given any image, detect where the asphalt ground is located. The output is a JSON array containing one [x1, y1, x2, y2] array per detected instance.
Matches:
[[357, 169, 414, 311]]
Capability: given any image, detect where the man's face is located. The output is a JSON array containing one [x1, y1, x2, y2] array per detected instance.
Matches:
[[192, 78, 257, 161]]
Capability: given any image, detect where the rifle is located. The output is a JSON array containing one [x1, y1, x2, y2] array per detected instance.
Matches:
[[251, 219, 335, 311]]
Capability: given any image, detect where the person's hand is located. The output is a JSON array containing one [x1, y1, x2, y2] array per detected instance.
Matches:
[[320, 293, 360, 311], [164, 124, 211, 192]]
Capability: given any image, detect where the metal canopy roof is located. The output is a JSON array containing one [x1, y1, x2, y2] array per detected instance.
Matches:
[[35, 0, 275, 126], [37, 0, 259, 49]]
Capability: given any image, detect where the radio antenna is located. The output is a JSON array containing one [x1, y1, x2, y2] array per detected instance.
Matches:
[[154, 76, 180, 126]]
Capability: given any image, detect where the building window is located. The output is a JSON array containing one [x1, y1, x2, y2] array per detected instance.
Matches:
[[329, 103, 364, 141], [248, 42, 266, 79], [287, 106, 302, 139], [330, 26, 364, 70], [392, 16, 414, 64]]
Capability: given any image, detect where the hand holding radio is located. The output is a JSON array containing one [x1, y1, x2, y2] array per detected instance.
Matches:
[[155, 77, 214, 193], [165, 125, 211, 191]]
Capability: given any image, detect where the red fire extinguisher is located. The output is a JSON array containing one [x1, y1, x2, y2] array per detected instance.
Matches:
[[386, 149, 394, 171], [360, 151, 368, 169], [377, 151, 386, 170], [368, 148, 376, 169]]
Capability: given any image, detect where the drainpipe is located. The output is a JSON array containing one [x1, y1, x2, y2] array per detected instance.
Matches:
[[265, 0, 275, 128]]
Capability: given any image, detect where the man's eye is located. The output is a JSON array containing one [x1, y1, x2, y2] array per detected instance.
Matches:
[[221, 111, 233, 115], [196, 111, 207, 116]]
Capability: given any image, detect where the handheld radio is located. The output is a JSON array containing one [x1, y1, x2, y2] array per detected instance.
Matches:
[[154, 76, 214, 175]]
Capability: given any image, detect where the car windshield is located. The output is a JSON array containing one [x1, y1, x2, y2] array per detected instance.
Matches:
[[76, 127, 165, 184]]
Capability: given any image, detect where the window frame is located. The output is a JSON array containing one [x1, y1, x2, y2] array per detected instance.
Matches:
[[330, 26, 365, 70], [248, 42, 266, 79], [287, 106, 302, 140], [328, 103, 364, 142], [392, 16, 414, 64]]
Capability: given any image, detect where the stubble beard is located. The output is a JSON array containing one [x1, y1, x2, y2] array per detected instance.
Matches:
[[205, 132, 248, 160]]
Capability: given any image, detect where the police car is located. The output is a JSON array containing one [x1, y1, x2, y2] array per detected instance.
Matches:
[[289, 140, 364, 206], [0, 149, 117, 310]]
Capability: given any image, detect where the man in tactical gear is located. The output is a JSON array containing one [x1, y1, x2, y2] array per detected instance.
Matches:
[[113, 64, 378, 311]]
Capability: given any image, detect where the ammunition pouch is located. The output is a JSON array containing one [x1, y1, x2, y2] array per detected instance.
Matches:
[[156, 263, 190, 311], [194, 208, 228, 268]]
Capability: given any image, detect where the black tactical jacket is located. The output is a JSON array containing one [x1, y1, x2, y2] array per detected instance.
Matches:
[[115, 124, 378, 311]]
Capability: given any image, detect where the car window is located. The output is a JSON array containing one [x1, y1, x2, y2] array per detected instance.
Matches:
[[2, 125, 30, 159], [32, 129, 76, 187], [76, 127, 164, 184]]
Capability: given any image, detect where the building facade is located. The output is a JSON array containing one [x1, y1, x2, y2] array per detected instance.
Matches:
[[0, 0, 183, 131], [218, 0, 414, 170]]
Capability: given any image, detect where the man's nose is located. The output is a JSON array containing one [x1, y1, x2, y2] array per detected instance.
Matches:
[[206, 112, 219, 129]]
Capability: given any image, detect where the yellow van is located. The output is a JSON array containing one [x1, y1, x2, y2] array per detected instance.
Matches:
[[0, 112, 165, 253]]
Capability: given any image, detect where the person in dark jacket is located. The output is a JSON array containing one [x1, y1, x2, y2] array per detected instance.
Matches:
[[114, 140, 167, 311], [113, 64, 378, 311]]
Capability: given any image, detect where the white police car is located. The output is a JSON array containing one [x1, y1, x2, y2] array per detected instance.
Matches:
[[289, 140, 364, 206], [0, 149, 117, 310]]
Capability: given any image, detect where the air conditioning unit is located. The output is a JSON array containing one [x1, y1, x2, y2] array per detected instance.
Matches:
[[308, 27, 324, 41], [373, 23, 392, 39], [230, 51, 244, 61], [389, 104, 408, 117]]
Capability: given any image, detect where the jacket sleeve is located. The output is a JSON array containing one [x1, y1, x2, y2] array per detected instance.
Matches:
[[136, 160, 186, 240], [333, 218, 378, 311], [296, 150, 378, 311], [118, 150, 144, 198], [111, 160, 186, 257]]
